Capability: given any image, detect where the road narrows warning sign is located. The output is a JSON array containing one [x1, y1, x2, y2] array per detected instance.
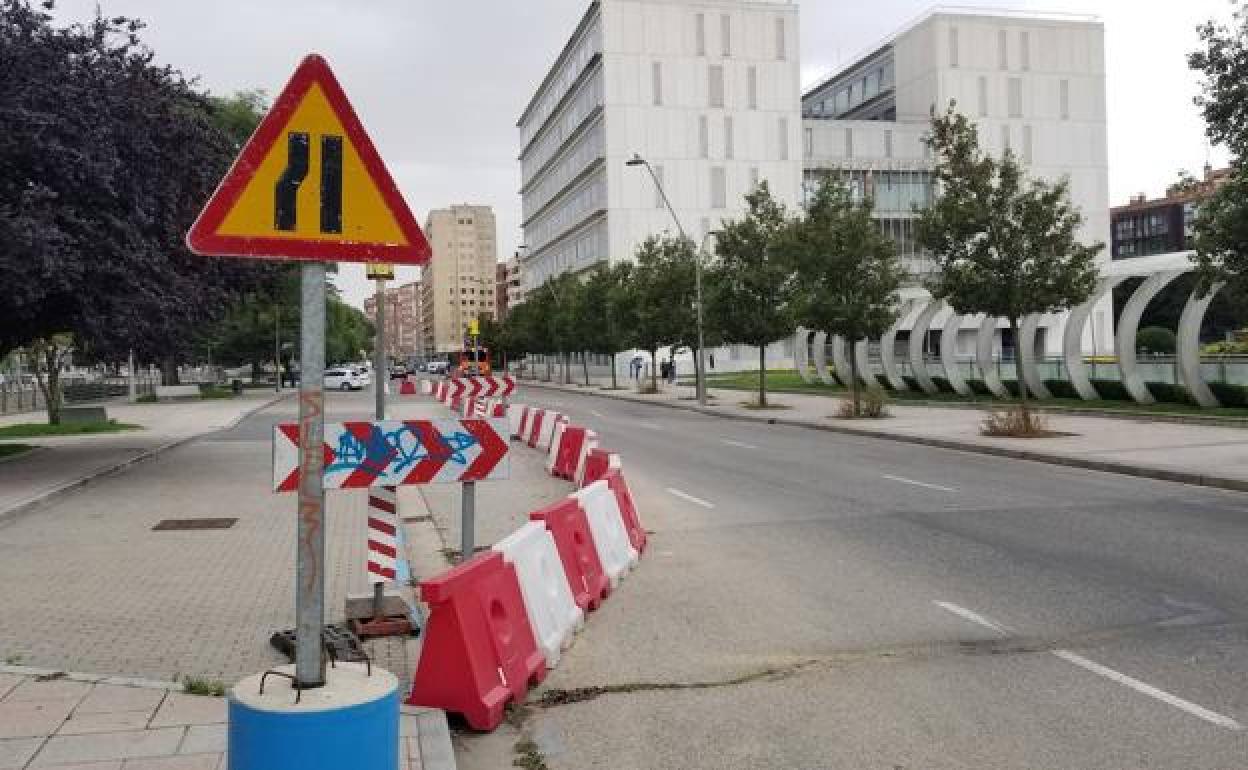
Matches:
[[186, 54, 431, 265]]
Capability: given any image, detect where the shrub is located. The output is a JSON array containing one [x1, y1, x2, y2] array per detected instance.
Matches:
[[876, 374, 894, 391], [1146, 381, 1193, 405], [901, 376, 921, 391], [1137, 326, 1177, 354], [861, 387, 889, 418], [1090, 379, 1131, 401], [1209, 382, 1248, 407], [930, 376, 956, 394], [966, 378, 991, 396], [981, 406, 1051, 437]]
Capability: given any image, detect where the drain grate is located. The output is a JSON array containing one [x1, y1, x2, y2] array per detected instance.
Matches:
[[152, 518, 238, 531]]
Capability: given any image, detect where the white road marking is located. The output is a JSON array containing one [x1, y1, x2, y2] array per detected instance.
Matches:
[[1051, 650, 1243, 731], [590, 409, 605, 418], [666, 488, 716, 509], [720, 439, 759, 450], [881, 474, 955, 492], [933, 601, 1010, 634], [934, 601, 1243, 731]]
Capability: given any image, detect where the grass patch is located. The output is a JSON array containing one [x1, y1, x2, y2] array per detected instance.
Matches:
[[135, 393, 159, 404], [198, 385, 237, 400], [512, 739, 549, 770], [739, 401, 792, 410], [704, 370, 1248, 420], [0, 420, 140, 438], [0, 444, 35, 460], [181, 676, 226, 697]]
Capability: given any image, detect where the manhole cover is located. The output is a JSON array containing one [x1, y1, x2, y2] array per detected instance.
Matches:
[[152, 518, 237, 531]]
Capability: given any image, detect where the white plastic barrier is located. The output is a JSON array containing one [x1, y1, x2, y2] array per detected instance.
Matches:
[[536, 412, 562, 451], [545, 421, 567, 474], [573, 430, 599, 487], [571, 480, 639, 588], [419, 380, 433, 395], [509, 404, 528, 439], [493, 521, 584, 667]]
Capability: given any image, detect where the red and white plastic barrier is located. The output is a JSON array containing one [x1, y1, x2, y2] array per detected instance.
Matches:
[[407, 397, 648, 731]]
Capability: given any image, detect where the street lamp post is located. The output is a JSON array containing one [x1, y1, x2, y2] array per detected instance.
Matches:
[[627, 153, 709, 406]]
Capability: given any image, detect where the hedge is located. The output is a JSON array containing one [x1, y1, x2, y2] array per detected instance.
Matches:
[[1209, 382, 1248, 407], [1146, 382, 1193, 405]]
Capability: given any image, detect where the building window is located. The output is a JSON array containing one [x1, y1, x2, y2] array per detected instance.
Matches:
[[1060, 79, 1070, 120], [998, 29, 1008, 70], [977, 75, 988, 117], [652, 61, 663, 106], [710, 167, 727, 209], [844, 127, 853, 158], [748, 66, 758, 109], [1020, 30, 1030, 71], [724, 116, 735, 159], [778, 117, 789, 160], [865, 70, 879, 100], [803, 126, 812, 157], [695, 13, 705, 56], [884, 129, 893, 158], [708, 65, 724, 107], [721, 14, 731, 57], [775, 16, 786, 60], [653, 165, 665, 208], [1008, 77, 1022, 117], [699, 115, 709, 158], [1022, 124, 1033, 163], [949, 26, 959, 68]]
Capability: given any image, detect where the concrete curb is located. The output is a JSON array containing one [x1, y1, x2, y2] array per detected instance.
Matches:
[[519, 380, 1248, 495], [0, 663, 181, 691], [0, 393, 291, 527]]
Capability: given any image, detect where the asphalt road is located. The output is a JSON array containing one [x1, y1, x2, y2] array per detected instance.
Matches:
[[478, 385, 1248, 770]]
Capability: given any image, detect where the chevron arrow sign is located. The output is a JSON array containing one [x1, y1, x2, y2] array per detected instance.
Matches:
[[273, 417, 509, 492]]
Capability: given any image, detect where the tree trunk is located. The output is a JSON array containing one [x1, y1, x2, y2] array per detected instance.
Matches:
[[849, 339, 861, 418], [610, 352, 618, 390], [650, 349, 658, 391], [1009, 317, 1031, 428], [160, 357, 180, 386], [582, 352, 590, 386], [758, 344, 767, 407], [545, 355, 552, 382], [36, 345, 62, 426]]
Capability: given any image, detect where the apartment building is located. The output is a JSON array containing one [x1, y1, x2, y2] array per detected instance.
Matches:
[[419, 205, 498, 355], [518, 0, 803, 292], [801, 8, 1111, 355], [496, 255, 524, 320], [363, 280, 423, 359]]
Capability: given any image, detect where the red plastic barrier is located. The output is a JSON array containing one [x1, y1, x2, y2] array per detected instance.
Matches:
[[526, 409, 546, 449], [580, 448, 615, 487], [605, 468, 647, 554], [399, 379, 416, 395], [530, 498, 609, 611], [491, 401, 507, 418], [516, 405, 532, 439], [406, 551, 547, 731], [552, 425, 588, 481]]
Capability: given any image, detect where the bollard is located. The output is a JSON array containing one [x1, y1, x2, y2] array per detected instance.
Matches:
[[228, 663, 398, 770]]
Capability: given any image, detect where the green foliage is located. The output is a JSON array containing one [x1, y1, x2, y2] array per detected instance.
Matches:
[[916, 107, 1101, 402], [706, 181, 795, 406], [182, 676, 227, 697], [1044, 379, 1080, 399], [1147, 382, 1193, 405], [631, 234, 699, 389], [326, 296, 375, 365], [0, 420, 139, 438], [1136, 326, 1177, 354], [209, 90, 267, 149], [1210, 381, 1248, 406], [784, 177, 905, 415], [1089, 379, 1131, 401]]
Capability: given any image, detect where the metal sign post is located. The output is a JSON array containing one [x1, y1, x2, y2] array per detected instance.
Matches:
[[295, 263, 327, 689], [461, 481, 475, 563], [369, 265, 391, 621]]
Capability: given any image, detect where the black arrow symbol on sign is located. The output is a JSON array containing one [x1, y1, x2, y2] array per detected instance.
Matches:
[[274, 132, 344, 234]]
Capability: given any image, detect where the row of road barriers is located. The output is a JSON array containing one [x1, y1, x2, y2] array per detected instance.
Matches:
[[406, 383, 647, 730]]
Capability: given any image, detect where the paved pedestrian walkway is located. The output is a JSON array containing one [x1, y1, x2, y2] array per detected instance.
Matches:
[[0, 668, 449, 769], [520, 376, 1248, 491], [0, 392, 287, 520]]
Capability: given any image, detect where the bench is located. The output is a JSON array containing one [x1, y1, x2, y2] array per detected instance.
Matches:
[[154, 385, 201, 400], [60, 406, 108, 424]]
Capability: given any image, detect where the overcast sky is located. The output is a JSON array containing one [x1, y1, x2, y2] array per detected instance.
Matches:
[[53, 0, 1234, 309]]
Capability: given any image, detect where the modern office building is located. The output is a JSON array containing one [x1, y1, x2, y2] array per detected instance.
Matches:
[[363, 280, 424, 359], [1111, 166, 1231, 259], [419, 205, 498, 355], [801, 8, 1111, 356], [517, 0, 803, 292]]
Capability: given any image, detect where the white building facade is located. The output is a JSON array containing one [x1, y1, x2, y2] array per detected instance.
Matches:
[[518, 0, 803, 293], [802, 9, 1112, 357]]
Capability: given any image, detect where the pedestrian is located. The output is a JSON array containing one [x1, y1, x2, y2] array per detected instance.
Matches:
[[709, 352, 715, 371]]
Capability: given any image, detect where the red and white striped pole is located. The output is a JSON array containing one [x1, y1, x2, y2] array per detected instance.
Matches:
[[366, 486, 399, 584]]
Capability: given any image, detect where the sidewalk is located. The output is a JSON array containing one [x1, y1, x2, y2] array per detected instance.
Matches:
[[0, 392, 286, 521], [520, 376, 1248, 492], [0, 668, 446, 769]]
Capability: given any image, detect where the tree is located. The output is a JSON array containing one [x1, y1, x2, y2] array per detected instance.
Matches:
[[1189, 4, 1248, 305], [576, 263, 634, 389], [631, 235, 697, 392], [1137, 326, 1177, 355], [784, 178, 905, 416], [0, 3, 276, 383], [706, 182, 794, 406], [916, 107, 1100, 421], [605, 262, 639, 389]]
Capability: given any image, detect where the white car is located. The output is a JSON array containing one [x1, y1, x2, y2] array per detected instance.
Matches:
[[353, 367, 372, 387], [425, 361, 449, 375], [324, 368, 364, 391]]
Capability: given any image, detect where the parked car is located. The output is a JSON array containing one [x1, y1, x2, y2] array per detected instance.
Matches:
[[324, 368, 364, 391], [389, 364, 408, 379], [425, 361, 449, 375], [353, 367, 372, 387]]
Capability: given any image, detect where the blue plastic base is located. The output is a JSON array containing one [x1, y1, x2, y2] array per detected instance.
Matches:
[[228, 664, 398, 770]]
